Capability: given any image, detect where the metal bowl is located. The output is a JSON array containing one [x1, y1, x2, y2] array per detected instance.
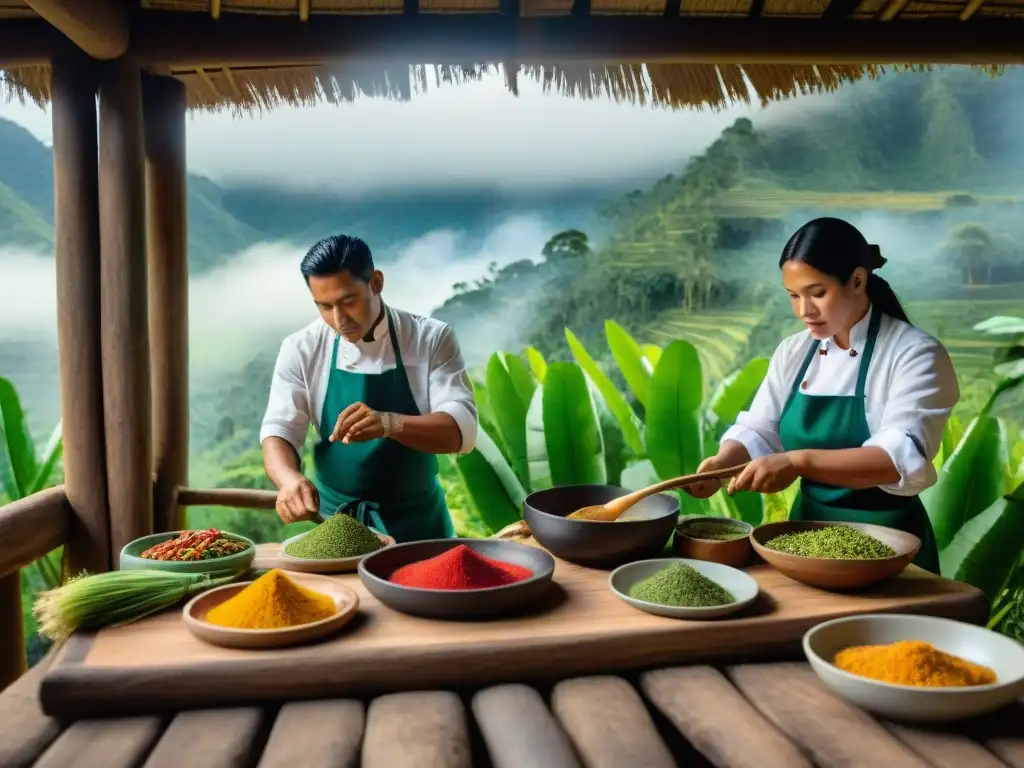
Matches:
[[357, 539, 555, 620], [523, 485, 679, 569]]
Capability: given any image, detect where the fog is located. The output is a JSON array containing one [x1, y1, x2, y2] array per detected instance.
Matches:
[[0, 212, 555, 387]]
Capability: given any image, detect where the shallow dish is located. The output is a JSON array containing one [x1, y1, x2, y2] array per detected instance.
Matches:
[[120, 530, 256, 575], [279, 528, 396, 574], [608, 557, 759, 620], [804, 613, 1024, 722], [358, 538, 555, 620], [523, 485, 679, 569], [182, 574, 360, 649], [673, 516, 753, 568], [751, 520, 920, 590]]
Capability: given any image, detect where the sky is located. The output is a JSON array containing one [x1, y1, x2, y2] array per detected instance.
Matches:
[[0, 68, 842, 196]]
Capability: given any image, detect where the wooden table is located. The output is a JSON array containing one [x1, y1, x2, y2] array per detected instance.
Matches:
[[4, 653, 1023, 768], [38, 543, 989, 720]]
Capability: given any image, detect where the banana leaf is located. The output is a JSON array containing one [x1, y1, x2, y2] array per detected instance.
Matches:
[[923, 412, 1009, 551], [620, 459, 659, 491], [30, 421, 63, 496], [500, 352, 536, 409], [940, 480, 1024, 602], [524, 346, 548, 383], [589, 381, 629, 486], [485, 353, 530, 488], [526, 361, 605, 490], [605, 320, 651, 407], [706, 357, 770, 437], [764, 480, 801, 523], [0, 376, 38, 499], [565, 327, 644, 454], [454, 427, 526, 534], [973, 316, 1024, 335], [645, 340, 703, 516], [642, 344, 662, 368]]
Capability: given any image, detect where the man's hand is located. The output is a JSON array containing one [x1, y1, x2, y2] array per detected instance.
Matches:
[[727, 453, 799, 495], [276, 472, 320, 524], [330, 402, 385, 444], [684, 456, 725, 499]]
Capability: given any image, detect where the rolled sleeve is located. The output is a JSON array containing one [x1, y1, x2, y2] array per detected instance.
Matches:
[[864, 340, 960, 497], [428, 324, 479, 454], [259, 340, 312, 457]]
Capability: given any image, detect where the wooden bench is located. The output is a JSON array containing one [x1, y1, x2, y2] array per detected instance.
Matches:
[[3, 655, 1021, 768]]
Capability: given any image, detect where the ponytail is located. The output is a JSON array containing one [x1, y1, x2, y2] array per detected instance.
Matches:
[[867, 273, 911, 324]]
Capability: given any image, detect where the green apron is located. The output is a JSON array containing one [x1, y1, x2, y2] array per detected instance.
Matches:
[[778, 307, 940, 574], [313, 307, 454, 543]]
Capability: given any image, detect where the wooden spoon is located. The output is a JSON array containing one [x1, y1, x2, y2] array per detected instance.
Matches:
[[567, 463, 751, 522]]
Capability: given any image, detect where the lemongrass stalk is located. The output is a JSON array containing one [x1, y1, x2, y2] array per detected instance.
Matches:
[[34, 569, 239, 641]]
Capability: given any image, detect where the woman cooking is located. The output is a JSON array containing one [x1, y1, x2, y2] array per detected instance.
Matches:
[[686, 217, 959, 573]]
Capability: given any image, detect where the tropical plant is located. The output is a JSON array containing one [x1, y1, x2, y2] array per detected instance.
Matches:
[[0, 377, 64, 590], [452, 320, 771, 534]]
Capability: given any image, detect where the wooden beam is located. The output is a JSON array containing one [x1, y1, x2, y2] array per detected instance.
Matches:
[[0, 574, 24, 691], [51, 57, 112, 576], [23, 0, 129, 60], [960, 0, 986, 21], [123, 13, 1024, 67], [98, 58, 153, 562], [0, 488, 72, 579], [175, 487, 278, 510], [142, 74, 190, 536], [0, 20, 78, 66]]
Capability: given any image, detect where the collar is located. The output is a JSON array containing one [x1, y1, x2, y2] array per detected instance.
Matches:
[[822, 303, 873, 353]]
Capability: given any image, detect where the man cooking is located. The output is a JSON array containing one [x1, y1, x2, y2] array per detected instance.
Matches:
[[260, 234, 478, 542]]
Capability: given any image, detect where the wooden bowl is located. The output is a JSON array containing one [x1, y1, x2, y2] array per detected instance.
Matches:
[[279, 528, 396, 574], [120, 530, 255, 576], [751, 520, 920, 591], [358, 539, 555, 620], [804, 614, 1024, 722], [609, 558, 759, 620], [522, 485, 678, 569], [182, 575, 359, 649], [673, 516, 753, 568]]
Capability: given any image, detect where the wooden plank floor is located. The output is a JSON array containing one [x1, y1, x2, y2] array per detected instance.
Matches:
[[2, 657, 1021, 768]]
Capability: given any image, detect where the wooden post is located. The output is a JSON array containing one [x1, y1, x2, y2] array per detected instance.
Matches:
[[0, 573, 24, 690], [98, 58, 153, 560], [51, 57, 111, 576], [143, 74, 189, 535]]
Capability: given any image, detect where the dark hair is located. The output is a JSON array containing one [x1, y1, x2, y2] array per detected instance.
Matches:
[[778, 217, 910, 324], [300, 234, 375, 282]]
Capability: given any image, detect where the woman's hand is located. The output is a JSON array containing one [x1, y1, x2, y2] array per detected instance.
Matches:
[[727, 453, 799, 495], [684, 456, 725, 499]]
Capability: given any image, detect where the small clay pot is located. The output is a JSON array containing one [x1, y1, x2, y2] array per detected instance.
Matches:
[[673, 517, 753, 568]]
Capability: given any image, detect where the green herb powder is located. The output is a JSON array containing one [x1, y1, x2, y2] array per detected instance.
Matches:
[[628, 563, 734, 608], [764, 526, 895, 560], [284, 514, 383, 559], [686, 530, 747, 541]]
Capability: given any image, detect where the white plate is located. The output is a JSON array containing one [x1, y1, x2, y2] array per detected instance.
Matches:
[[279, 527, 395, 573], [803, 613, 1024, 722], [608, 558, 759, 620]]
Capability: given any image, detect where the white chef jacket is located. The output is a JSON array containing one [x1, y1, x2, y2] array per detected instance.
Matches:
[[720, 305, 960, 497], [259, 306, 478, 456]]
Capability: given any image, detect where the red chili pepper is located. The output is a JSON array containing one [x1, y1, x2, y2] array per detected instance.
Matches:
[[388, 544, 532, 590]]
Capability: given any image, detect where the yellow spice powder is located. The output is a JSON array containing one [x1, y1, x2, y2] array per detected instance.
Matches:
[[833, 640, 997, 687], [205, 569, 336, 629]]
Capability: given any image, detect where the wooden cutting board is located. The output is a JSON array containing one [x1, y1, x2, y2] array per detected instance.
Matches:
[[38, 544, 989, 719]]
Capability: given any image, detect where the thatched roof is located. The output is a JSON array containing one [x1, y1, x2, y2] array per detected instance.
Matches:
[[0, 0, 1019, 112]]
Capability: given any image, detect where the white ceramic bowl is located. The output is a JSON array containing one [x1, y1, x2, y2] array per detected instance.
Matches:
[[608, 558, 759, 620], [803, 613, 1024, 723]]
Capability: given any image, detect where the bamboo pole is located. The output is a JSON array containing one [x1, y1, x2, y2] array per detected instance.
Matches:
[[143, 74, 190, 536], [51, 57, 111, 576], [0, 573, 24, 691], [98, 57, 154, 561]]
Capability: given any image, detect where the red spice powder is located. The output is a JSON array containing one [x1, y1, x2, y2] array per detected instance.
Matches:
[[389, 544, 533, 590]]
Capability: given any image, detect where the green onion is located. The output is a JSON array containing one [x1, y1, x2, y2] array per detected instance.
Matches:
[[33, 569, 238, 641]]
